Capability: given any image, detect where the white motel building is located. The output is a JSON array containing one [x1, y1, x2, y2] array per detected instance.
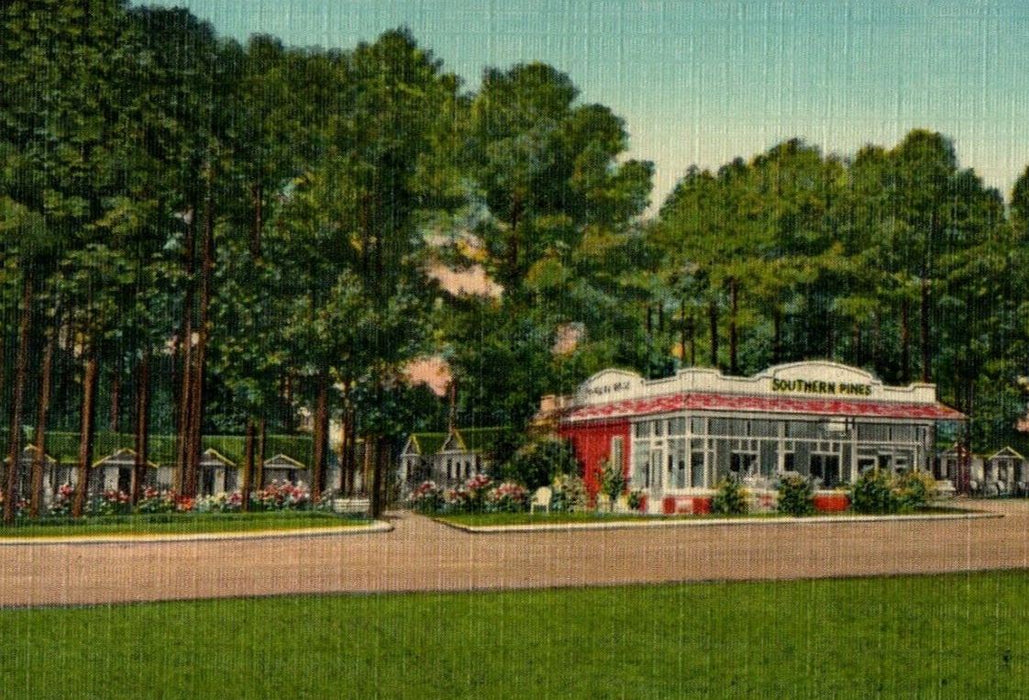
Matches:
[[543, 361, 965, 512]]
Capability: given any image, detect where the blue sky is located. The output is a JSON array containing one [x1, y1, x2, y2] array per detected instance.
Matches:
[[144, 0, 1029, 211]]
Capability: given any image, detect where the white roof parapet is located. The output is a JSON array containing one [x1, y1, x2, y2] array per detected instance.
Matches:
[[571, 361, 943, 408]]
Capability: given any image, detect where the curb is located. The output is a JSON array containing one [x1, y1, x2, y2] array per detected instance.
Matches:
[[0, 520, 394, 546], [438, 510, 1002, 534]]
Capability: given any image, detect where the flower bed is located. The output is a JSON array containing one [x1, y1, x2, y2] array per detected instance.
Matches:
[[1, 480, 320, 521], [408, 476, 528, 515]]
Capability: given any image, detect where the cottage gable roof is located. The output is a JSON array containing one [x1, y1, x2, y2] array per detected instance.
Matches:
[[92, 447, 159, 470], [455, 427, 511, 453], [199, 448, 236, 469], [5, 445, 57, 466], [263, 454, 306, 470], [986, 446, 1025, 461], [403, 432, 447, 457], [405, 427, 510, 457]]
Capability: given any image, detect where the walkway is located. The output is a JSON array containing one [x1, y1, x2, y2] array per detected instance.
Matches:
[[1, 499, 1026, 607]]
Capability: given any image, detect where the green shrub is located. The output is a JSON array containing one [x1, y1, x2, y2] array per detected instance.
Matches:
[[501, 437, 579, 490], [851, 469, 899, 514], [851, 468, 936, 514], [600, 458, 627, 509], [551, 473, 587, 512], [776, 472, 814, 516], [712, 476, 748, 515], [895, 470, 937, 510]]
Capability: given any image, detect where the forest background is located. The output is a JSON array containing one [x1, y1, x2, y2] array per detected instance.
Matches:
[[3, 1, 1029, 520]]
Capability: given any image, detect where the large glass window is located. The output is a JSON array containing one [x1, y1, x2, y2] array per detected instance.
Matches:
[[649, 449, 663, 489], [811, 454, 841, 487], [786, 421, 819, 439], [711, 418, 732, 435], [857, 423, 890, 441], [729, 451, 758, 476], [669, 439, 686, 489], [690, 451, 706, 487], [632, 449, 650, 488], [759, 442, 778, 476]]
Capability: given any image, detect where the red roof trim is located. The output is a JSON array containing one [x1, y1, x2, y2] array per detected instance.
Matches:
[[565, 392, 965, 422]]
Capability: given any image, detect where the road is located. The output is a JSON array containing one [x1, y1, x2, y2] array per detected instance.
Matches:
[[1, 499, 1026, 607]]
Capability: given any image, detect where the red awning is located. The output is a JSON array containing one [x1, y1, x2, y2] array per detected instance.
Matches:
[[565, 392, 966, 422]]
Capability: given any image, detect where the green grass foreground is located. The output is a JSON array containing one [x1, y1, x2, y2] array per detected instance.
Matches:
[[2, 571, 1027, 697], [0, 511, 371, 538]]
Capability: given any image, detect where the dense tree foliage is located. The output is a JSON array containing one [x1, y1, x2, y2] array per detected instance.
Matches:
[[653, 133, 1027, 452], [2, 3, 1029, 520]]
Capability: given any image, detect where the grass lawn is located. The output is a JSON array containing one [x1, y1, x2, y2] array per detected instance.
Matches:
[[1, 571, 1026, 697], [437, 510, 657, 527], [0, 511, 371, 538], [436, 506, 969, 528]]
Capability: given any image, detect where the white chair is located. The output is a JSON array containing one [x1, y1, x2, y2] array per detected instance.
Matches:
[[530, 486, 552, 514]]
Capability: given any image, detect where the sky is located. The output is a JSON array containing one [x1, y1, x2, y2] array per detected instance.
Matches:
[[143, 0, 1029, 212]]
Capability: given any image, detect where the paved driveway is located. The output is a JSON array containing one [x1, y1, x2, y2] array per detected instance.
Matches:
[[2, 499, 1027, 607]]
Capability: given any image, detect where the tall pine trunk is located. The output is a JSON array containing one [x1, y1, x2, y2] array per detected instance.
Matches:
[[339, 402, 355, 495], [920, 277, 932, 382], [29, 324, 54, 518], [370, 435, 387, 519], [3, 273, 33, 524], [71, 350, 99, 518], [183, 189, 216, 498], [311, 369, 330, 501], [108, 370, 120, 433], [256, 418, 266, 490], [175, 206, 197, 493], [241, 417, 255, 512], [282, 373, 295, 433], [131, 349, 151, 505], [362, 437, 374, 497]]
